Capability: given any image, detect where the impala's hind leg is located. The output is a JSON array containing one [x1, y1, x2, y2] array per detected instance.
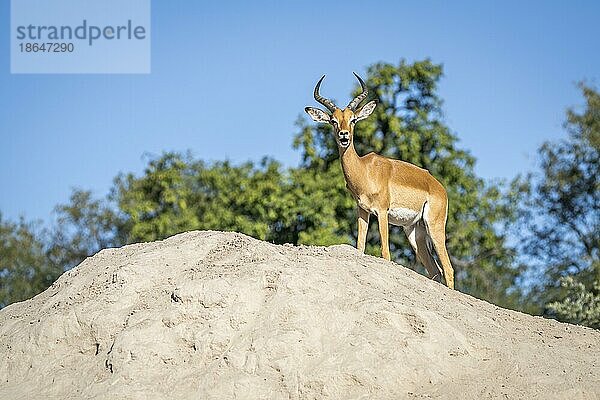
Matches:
[[428, 226, 455, 289], [422, 202, 455, 289], [404, 223, 442, 283]]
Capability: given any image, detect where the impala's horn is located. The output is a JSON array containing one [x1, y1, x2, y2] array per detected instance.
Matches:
[[347, 72, 368, 111], [313, 75, 337, 113]]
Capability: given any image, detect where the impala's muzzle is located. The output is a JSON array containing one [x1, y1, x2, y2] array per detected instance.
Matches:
[[338, 131, 350, 147]]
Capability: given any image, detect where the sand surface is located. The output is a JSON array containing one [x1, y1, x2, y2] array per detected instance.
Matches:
[[0, 231, 598, 399]]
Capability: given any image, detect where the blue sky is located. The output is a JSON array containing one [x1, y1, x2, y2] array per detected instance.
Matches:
[[1, 1, 599, 222]]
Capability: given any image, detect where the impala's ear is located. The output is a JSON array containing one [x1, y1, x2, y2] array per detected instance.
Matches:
[[356, 100, 377, 121], [305, 107, 331, 123]]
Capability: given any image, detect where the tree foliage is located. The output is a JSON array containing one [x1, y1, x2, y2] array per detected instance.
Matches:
[[0, 214, 60, 308], [49, 189, 124, 270], [111, 153, 353, 246], [546, 277, 600, 329], [517, 84, 600, 325]]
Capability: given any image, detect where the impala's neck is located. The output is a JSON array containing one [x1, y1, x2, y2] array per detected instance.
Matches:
[[339, 142, 364, 191]]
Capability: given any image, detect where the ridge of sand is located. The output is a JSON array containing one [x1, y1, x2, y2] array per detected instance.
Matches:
[[0, 231, 598, 399]]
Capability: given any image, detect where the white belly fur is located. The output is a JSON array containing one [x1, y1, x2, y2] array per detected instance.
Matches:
[[388, 207, 421, 226]]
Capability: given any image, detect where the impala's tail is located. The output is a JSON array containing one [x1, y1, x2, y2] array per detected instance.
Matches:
[[413, 219, 443, 284], [425, 231, 444, 281]]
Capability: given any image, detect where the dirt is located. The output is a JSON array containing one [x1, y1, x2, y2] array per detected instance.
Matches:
[[0, 231, 598, 399]]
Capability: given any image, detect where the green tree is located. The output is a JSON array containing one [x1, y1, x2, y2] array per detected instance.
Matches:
[[0, 214, 60, 308], [114, 152, 297, 243], [112, 152, 353, 246], [48, 189, 125, 270], [517, 84, 600, 325], [114, 153, 201, 243], [295, 60, 522, 307], [189, 157, 287, 242], [546, 277, 600, 329]]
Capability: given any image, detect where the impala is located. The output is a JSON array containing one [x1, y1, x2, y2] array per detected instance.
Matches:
[[305, 73, 455, 289]]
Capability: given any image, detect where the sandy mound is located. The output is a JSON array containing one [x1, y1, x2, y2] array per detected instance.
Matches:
[[0, 231, 598, 399]]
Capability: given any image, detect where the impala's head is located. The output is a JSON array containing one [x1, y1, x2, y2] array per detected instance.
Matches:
[[305, 73, 377, 149]]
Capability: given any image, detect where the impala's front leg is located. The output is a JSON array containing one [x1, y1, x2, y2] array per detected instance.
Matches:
[[377, 211, 391, 260], [357, 207, 369, 253]]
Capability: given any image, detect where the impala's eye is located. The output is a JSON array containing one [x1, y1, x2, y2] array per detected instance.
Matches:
[[350, 118, 357, 124], [331, 120, 338, 126]]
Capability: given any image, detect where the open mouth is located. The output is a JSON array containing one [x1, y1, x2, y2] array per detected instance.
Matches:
[[339, 138, 350, 147]]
